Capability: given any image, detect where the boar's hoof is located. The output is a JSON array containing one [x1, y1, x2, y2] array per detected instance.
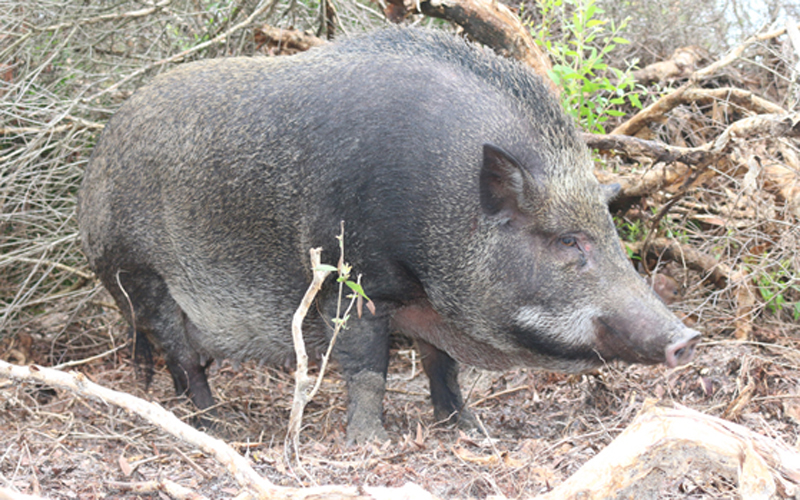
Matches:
[[665, 329, 701, 368], [346, 418, 389, 446]]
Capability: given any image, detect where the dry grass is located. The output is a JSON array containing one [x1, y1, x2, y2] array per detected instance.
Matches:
[[2, 1, 800, 498]]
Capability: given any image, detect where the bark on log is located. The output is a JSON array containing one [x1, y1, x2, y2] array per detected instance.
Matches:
[[533, 401, 800, 500], [632, 46, 707, 84], [416, 0, 555, 92], [254, 25, 326, 55]]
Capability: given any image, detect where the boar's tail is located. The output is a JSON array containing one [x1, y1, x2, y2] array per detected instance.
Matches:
[[130, 327, 155, 388]]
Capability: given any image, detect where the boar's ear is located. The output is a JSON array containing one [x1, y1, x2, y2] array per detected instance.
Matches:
[[601, 183, 622, 204], [480, 143, 539, 219]]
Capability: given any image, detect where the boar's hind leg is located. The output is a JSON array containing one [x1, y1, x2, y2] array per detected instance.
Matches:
[[417, 340, 477, 429], [113, 268, 215, 423], [333, 315, 391, 444]]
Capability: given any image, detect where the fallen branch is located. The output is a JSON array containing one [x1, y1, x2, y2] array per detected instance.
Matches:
[[0, 361, 437, 499], [585, 132, 713, 167], [612, 23, 797, 137], [413, 0, 557, 93], [626, 238, 730, 289], [610, 82, 693, 137], [593, 112, 800, 201], [682, 88, 786, 115], [0, 360, 281, 498]]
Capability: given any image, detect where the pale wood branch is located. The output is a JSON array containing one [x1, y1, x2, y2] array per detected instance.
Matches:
[[610, 82, 693, 137], [0, 360, 282, 499], [286, 247, 331, 459], [682, 88, 786, 115], [612, 23, 795, 137], [594, 112, 800, 201], [0, 358, 439, 499]]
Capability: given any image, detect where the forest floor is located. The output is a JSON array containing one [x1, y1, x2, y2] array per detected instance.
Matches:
[[2, 297, 799, 499]]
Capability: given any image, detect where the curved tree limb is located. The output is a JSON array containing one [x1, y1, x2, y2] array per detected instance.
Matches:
[[416, 0, 555, 92], [593, 112, 800, 202], [612, 23, 797, 137]]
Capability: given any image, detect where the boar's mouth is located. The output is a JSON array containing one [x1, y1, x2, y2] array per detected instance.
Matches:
[[511, 324, 603, 364]]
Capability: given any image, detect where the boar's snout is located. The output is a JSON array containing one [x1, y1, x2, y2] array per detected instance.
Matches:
[[665, 328, 701, 367]]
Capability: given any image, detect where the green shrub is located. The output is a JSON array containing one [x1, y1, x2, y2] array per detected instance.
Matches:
[[527, 0, 642, 134]]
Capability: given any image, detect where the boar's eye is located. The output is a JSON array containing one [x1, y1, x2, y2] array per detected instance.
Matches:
[[559, 235, 578, 247]]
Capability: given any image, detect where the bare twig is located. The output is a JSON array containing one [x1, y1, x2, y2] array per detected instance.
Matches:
[[52, 344, 127, 370], [286, 224, 366, 466], [626, 238, 731, 289], [612, 24, 797, 137], [286, 247, 332, 463], [0, 119, 104, 136], [1, 257, 96, 280], [36, 0, 173, 32], [87, 0, 281, 102]]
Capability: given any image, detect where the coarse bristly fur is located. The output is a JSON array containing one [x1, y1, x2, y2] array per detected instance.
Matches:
[[78, 26, 699, 443]]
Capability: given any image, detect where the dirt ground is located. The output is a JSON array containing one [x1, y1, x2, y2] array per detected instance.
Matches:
[[2, 295, 799, 499]]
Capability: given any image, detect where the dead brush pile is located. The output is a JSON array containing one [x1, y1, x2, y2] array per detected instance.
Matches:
[[1, 1, 800, 499]]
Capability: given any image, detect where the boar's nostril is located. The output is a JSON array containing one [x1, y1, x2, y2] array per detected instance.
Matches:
[[665, 329, 701, 368]]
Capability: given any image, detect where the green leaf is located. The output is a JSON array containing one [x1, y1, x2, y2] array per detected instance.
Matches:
[[345, 280, 370, 300], [314, 264, 338, 273]]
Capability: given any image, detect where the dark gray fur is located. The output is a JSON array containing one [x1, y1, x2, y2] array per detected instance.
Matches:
[[78, 27, 699, 443]]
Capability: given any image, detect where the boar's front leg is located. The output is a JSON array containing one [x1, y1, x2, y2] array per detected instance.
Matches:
[[333, 315, 391, 444], [417, 339, 477, 429]]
